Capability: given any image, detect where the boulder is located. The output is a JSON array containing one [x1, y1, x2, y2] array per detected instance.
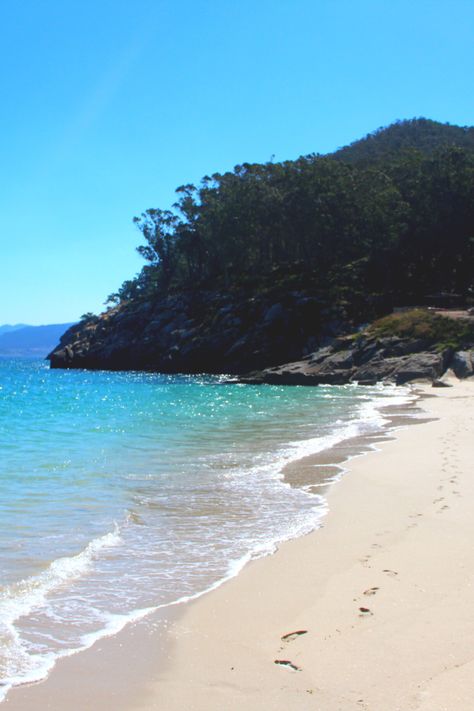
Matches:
[[351, 357, 398, 385], [450, 351, 474, 379], [307, 345, 335, 364], [263, 303, 285, 325], [391, 352, 447, 384]]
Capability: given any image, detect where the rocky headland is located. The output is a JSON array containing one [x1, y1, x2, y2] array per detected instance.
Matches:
[[48, 120, 474, 385], [48, 287, 347, 374], [49, 303, 474, 386]]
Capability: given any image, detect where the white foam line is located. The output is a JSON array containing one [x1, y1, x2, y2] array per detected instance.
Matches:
[[0, 526, 122, 627], [0, 605, 153, 703], [0, 526, 123, 701], [267, 384, 417, 479], [292, 383, 423, 496], [0, 384, 418, 704], [0, 494, 329, 704]]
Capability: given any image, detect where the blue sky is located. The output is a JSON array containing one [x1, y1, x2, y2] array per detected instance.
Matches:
[[1, 0, 473, 325]]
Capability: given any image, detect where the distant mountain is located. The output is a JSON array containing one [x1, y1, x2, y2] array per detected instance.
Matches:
[[0, 324, 28, 336], [0, 323, 76, 357], [332, 118, 474, 165]]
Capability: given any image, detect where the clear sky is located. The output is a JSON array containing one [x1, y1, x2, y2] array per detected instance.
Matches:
[[1, 0, 473, 325]]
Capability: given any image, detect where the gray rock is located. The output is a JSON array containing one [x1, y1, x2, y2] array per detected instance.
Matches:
[[351, 357, 398, 385], [451, 351, 474, 378], [242, 344, 455, 387], [375, 337, 431, 357], [353, 341, 380, 365], [308, 345, 334, 364], [313, 349, 355, 371], [391, 352, 447, 384], [263, 303, 285, 325]]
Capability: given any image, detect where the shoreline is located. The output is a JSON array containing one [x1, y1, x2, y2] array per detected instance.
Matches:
[[6, 380, 474, 709]]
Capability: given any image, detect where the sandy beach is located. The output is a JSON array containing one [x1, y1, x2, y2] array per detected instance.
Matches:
[[6, 379, 474, 710]]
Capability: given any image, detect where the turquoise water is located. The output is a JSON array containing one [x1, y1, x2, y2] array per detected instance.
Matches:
[[0, 358, 413, 698]]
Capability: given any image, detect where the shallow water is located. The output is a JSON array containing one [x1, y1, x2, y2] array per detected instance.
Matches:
[[0, 357, 414, 699]]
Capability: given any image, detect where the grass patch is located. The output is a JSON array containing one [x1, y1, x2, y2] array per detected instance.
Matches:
[[367, 309, 474, 350]]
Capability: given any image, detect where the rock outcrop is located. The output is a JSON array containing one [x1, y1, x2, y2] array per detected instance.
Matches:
[[49, 294, 474, 386], [48, 289, 347, 374], [450, 350, 474, 379], [240, 336, 473, 386]]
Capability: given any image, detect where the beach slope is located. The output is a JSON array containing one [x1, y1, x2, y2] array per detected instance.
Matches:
[[139, 381, 474, 711], [6, 382, 474, 710]]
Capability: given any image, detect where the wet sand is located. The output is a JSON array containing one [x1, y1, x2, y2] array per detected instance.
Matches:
[[6, 380, 474, 710]]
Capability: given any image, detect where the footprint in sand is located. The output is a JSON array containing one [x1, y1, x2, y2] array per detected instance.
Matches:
[[383, 569, 398, 577], [274, 659, 301, 671], [358, 607, 373, 617], [363, 587, 379, 596], [281, 630, 308, 643]]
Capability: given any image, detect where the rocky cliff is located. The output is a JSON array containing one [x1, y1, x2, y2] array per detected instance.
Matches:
[[49, 300, 474, 387], [48, 288, 348, 374]]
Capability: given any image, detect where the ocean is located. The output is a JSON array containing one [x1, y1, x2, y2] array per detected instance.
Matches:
[[0, 357, 415, 700]]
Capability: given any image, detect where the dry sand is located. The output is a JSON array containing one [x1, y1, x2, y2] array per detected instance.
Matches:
[[6, 380, 474, 710]]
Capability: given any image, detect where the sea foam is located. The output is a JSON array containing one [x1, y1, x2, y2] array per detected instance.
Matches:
[[0, 359, 417, 701]]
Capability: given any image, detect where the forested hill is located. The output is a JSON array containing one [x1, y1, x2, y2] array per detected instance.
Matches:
[[49, 118, 474, 374], [332, 118, 474, 165]]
